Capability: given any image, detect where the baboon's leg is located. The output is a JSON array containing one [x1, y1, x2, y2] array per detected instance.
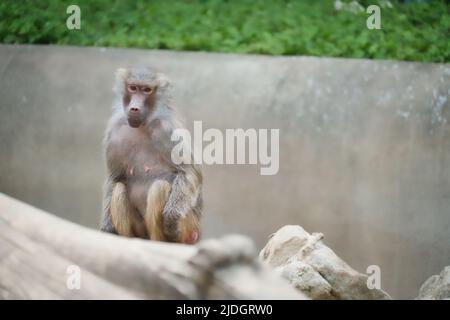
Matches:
[[110, 182, 135, 237], [146, 180, 200, 244], [145, 180, 172, 241]]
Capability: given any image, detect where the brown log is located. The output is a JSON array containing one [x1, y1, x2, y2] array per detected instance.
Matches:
[[0, 193, 305, 300]]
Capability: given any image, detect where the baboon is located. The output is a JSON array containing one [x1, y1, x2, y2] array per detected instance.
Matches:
[[100, 67, 202, 244]]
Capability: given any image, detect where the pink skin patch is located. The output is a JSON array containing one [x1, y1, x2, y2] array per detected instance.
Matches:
[[144, 164, 151, 173], [184, 230, 199, 244], [128, 167, 134, 176]]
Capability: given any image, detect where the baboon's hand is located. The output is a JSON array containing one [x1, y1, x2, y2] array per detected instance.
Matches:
[[100, 212, 117, 234], [163, 211, 200, 244]]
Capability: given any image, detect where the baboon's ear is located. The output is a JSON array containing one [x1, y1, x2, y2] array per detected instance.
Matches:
[[114, 68, 128, 93], [115, 68, 128, 82], [156, 72, 171, 89]]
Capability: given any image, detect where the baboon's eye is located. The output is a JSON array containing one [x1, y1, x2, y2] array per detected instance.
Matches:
[[128, 85, 137, 92], [143, 87, 153, 95]]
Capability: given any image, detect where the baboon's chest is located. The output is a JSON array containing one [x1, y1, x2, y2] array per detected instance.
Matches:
[[108, 124, 175, 214], [110, 125, 164, 173]]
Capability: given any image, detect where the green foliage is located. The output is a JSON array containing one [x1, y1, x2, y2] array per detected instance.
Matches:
[[0, 0, 448, 62]]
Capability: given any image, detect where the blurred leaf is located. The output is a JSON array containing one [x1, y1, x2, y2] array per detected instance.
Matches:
[[0, 0, 448, 62]]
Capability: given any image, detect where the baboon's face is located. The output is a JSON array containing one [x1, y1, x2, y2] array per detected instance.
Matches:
[[122, 83, 156, 128]]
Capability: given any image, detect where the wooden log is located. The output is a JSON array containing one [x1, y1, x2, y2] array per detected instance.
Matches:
[[0, 193, 305, 300]]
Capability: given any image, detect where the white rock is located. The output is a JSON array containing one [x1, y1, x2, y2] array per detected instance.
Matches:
[[416, 266, 450, 300], [259, 225, 391, 300], [279, 259, 334, 299]]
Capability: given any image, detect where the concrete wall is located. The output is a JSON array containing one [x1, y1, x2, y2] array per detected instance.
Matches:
[[0, 44, 449, 299]]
